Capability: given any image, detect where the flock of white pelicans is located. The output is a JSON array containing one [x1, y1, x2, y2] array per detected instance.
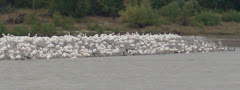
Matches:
[[0, 33, 227, 60]]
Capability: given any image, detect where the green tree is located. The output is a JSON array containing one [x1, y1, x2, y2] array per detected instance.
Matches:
[[179, 0, 201, 25], [222, 10, 240, 22], [12, 0, 32, 8], [96, 0, 124, 17], [120, 0, 159, 27], [75, 0, 91, 17], [159, 1, 181, 22], [49, 0, 78, 16], [196, 11, 221, 26]]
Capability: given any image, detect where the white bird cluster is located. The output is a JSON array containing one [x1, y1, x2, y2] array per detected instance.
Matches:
[[0, 33, 227, 60]]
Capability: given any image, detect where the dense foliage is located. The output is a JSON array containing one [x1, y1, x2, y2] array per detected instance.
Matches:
[[11, 25, 29, 36], [120, 1, 159, 27], [31, 23, 57, 36], [0, 22, 7, 37], [179, 0, 201, 25], [1, 0, 240, 17], [222, 10, 240, 22], [1, 0, 240, 30], [195, 11, 221, 26], [159, 1, 181, 22]]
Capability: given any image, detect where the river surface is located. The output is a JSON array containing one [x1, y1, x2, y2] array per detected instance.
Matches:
[[0, 48, 240, 90]]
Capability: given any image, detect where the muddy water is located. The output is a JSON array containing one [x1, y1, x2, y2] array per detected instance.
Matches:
[[0, 48, 239, 90]]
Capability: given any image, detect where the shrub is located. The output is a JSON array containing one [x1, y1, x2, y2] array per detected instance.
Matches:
[[112, 28, 121, 34], [75, 0, 91, 17], [145, 29, 156, 34], [222, 10, 240, 22], [97, 27, 104, 34], [12, 0, 32, 8], [42, 23, 57, 36], [87, 23, 121, 34], [0, 0, 7, 6], [52, 12, 75, 30], [30, 22, 41, 35], [102, 26, 121, 34], [96, 0, 124, 17], [120, 1, 159, 27], [154, 17, 170, 25], [151, 0, 171, 9], [48, 0, 126, 17], [195, 11, 221, 26], [188, 17, 204, 27], [11, 25, 29, 36], [24, 13, 39, 25], [179, 0, 201, 25], [34, 0, 49, 9], [0, 0, 14, 14], [52, 12, 64, 26], [49, 0, 76, 16], [84, 31, 96, 36], [62, 16, 75, 30], [123, 0, 141, 6], [87, 23, 100, 31], [159, 1, 181, 22], [0, 22, 7, 37], [0, 5, 14, 14], [31, 23, 57, 36]]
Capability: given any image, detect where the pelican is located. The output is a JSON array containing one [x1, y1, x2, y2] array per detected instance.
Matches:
[[0, 32, 227, 60]]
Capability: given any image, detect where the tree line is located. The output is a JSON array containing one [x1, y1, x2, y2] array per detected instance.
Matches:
[[1, 0, 240, 17]]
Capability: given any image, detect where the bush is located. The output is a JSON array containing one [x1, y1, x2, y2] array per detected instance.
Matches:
[[49, 0, 76, 16], [145, 29, 156, 34], [151, 0, 171, 9], [30, 22, 44, 36], [12, 0, 32, 8], [24, 13, 39, 25], [222, 10, 240, 22], [102, 26, 121, 34], [87, 23, 121, 34], [0, 22, 7, 37], [75, 0, 91, 17], [112, 28, 121, 34], [62, 16, 75, 30], [97, 27, 104, 34], [42, 23, 57, 36], [179, 0, 201, 25], [52, 12, 64, 26], [34, 0, 49, 9], [188, 17, 204, 27], [120, 1, 159, 27], [84, 31, 96, 36], [0, 5, 14, 14], [159, 1, 181, 22], [31, 23, 57, 36], [52, 12, 75, 30], [96, 0, 124, 17], [0, 0, 14, 14], [195, 11, 221, 26], [11, 25, 29, 36], [0, 0, 7, 6], [87, 23, 100, 31]]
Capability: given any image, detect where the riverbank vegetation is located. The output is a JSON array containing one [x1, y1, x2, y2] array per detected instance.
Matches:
[[1, 0, 240, 37]]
